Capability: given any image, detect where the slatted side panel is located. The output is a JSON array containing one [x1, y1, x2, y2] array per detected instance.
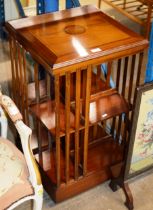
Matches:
[[93, 53, 145, 144], [58, 66, 93, 182], [9, 39, 29, 123], [109, 52, 145, 143], [9, 38, 51, 166]]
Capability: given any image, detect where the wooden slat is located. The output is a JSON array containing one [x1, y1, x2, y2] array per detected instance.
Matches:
[[47, 73, 51, 99], [111, 116, 116, 136], [116, 59, 121, 91], [123, 0, 126, 9], [65, 72, 71, 183], [75, 69, 81, 179], [111, 59, 121, 136], [122, 115, 128, 147], [82, 70, 87, 115], [106, 62, 112, 88], [122, 57, 129, 97], [133, 52, 144, 109], [34, 63, 40, 103], [13, 40, 19, 107], [96, 65, 102, 91], [9, 38, 16, 100], [128, 55, 136, 104], [83, 65, 92, 175], [20, 48, 26, 122], [17, 44, 24, 116], [37, 120, 42, 161], [117, 115, 122, 143], [48, 131, 53, 169], [55, 75, 61, 186], [22, 49, 29, 125], [93, 67, 100, 139], [11, 39, 17, 102]]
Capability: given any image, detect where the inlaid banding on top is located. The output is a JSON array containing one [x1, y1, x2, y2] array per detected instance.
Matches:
[[64, 25, 86, 35]]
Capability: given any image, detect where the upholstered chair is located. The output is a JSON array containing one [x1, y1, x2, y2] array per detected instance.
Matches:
[[0, 90, 43, 210]]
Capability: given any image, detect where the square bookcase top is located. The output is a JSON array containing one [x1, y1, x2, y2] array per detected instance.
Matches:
[[6, 5, 148, 74]]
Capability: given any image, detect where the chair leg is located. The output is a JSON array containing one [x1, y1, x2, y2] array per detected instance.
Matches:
[[33, 186, 43, 210], [33, 195, 43, 210]]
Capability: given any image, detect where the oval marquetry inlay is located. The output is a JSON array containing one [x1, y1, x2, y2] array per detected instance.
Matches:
[[64, 25, 86, 34]]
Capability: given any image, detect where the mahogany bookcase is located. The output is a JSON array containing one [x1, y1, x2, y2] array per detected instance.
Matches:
[[98, 0, 153, 38], [6, 5, 148, 210]]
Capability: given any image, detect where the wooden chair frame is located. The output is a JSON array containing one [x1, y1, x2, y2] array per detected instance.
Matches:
[[0, 90, 43, 210]]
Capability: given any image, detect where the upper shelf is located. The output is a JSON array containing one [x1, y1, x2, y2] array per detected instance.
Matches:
[[6, 5, 148, 74]]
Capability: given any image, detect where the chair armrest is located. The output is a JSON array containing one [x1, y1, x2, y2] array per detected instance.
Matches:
[[0, 93, 22, 123], [15, 121, 42, 186], [0, 91, 42, 186]]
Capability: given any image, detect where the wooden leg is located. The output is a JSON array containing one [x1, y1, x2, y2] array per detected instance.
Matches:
[[109, 179, 118, 192], [109, 178, 134, 210], [123, 182, 134, 210]]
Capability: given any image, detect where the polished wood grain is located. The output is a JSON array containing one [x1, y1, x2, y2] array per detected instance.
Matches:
[[6, 5, 148, 74], [89, 93, 129, 124]]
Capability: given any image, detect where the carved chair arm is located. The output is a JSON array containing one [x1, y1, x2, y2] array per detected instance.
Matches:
[[0, 91, 42, 186]]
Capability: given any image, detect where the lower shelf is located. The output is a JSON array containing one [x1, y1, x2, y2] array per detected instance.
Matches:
[[33, 136, 124, 202]]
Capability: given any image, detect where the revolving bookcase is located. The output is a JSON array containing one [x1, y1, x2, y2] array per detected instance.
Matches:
[[6, 5, 148, 210]]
